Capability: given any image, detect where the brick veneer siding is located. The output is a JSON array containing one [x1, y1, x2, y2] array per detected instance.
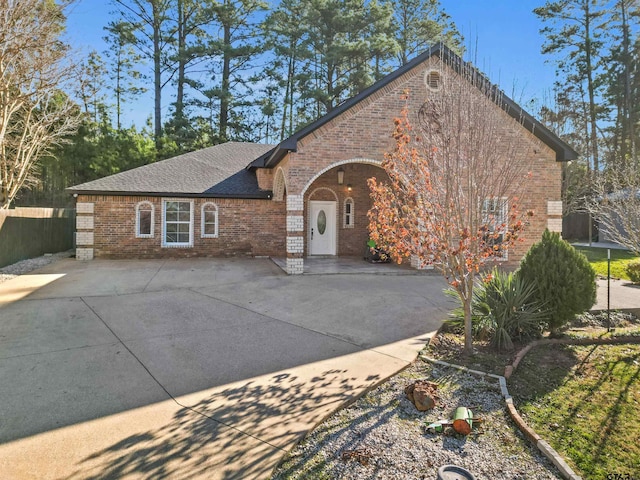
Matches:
[[78, 54, 564, 268], [77, 195, 286, 258], [305, 163, 390, 257], [272, 55, 562, 269]]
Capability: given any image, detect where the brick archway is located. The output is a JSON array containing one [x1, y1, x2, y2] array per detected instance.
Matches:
[[285, 158, 385, 274]]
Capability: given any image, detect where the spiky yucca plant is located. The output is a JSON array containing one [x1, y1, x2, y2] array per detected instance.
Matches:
[[446, 268, 547, 350]]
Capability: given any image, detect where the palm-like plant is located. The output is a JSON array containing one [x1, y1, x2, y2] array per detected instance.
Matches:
[[446, 269, 547, 350]]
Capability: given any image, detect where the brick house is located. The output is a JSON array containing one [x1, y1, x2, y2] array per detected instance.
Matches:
[[68, 45, 577, 274]]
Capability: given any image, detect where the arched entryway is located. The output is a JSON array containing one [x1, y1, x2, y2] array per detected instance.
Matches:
[[284, 158, 387, 274]]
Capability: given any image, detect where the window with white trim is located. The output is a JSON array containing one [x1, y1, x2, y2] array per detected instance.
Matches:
[[135, 201, 154, 238], [344, 197, 354, 228], [482, 197, 508, 259], [201, 202, 218, 238], [162, 199, 194, 247]]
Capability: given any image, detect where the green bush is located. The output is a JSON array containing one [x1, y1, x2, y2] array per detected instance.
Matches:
[[626, 261, 640, 284], [445, 268, 547, 350], [517, 229, 596, 334]]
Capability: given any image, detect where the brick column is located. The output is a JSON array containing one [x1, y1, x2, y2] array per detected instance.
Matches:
[[547, 200, 563, 233], [286, 194, 304, 274], [75, 201, 95, 260]]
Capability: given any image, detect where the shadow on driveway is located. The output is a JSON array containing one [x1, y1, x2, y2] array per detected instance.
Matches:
[[0, 258, 452, 479]]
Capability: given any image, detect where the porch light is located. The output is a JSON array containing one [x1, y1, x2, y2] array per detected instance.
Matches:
[[347, 184, 353, 192], [337, 167, 345, 185]]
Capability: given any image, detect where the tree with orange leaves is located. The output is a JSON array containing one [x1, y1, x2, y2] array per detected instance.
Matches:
[[368, 62, 535, 355]]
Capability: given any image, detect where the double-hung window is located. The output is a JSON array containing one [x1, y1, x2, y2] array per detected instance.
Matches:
[[482, 197, 508, 259], [163, 199, 194, 247]]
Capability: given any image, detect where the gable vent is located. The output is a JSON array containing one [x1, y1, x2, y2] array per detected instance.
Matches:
[[425, 70, 442, 91]]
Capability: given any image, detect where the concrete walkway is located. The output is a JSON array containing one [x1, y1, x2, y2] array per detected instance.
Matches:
[[0, 258, 452, 479], [594, 277, 640, 315]]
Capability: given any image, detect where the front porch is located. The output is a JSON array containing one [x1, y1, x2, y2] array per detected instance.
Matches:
[[270, 256, 431, 275]]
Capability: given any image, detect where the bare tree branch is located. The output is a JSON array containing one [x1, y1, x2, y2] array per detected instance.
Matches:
[[368, 57, 536, 354], [0, 0, 83, 208]]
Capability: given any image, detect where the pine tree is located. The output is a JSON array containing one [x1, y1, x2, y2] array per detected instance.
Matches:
[[517, 230, 596, 334]]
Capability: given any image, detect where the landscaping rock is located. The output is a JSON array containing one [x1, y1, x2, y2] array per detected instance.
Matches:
[[404, 380, 439, 411]]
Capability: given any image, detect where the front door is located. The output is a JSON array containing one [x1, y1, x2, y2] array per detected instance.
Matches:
[[309, 201, 336, 255]]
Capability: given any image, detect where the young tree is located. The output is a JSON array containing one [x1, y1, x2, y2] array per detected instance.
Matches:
[[518, 230, 596, 334], [587, 164, 640, 254], [0, 0, 83, 209], [103, 21, 147, 130], [368, 63, 535, 354]]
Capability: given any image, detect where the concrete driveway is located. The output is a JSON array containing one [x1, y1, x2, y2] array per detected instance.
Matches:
[[0, 258, 453, 479]]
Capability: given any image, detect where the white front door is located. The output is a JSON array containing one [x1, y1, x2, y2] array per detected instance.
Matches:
[[309, 201, 336, 255]]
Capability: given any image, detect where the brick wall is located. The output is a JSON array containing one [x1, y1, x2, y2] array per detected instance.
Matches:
[[268, 55, 563, 267], [78, 53, 564, 266], [304, 164, 390, 256], [77, 195, 286, 259]]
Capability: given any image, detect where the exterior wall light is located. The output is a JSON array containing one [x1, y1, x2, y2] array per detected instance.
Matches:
[[347, 184, 353, 192], [337, 167, 345, 185]]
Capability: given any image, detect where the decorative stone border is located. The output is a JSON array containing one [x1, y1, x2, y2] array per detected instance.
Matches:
[[419, 355, 582, 480]]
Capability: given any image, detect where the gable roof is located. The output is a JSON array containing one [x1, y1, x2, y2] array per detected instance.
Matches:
[[249, 43, 578, 170], [67, 142, 275, 198]]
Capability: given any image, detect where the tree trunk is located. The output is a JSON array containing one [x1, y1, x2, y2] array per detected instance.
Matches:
[[220, 20, 230, 141], [175, 0, 186, 128], [153, 2, 162, 148], [620, 0, 635, 162], [462, 275, 474, 355], [584, 1, 599, 172]]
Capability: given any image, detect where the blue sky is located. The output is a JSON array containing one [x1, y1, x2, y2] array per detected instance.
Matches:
[[63, 0, 558, 128]]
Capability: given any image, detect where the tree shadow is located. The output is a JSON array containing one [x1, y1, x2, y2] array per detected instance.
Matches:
[[591, 350, 640, 465], [508, 344, 581, 401], [511, 343, 640, 475], [559, 346, 640, 469], [63, 368, 380, 480], [272, 361, 506, 478]]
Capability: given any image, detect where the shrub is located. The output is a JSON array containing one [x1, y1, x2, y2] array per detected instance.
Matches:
[[446, 268, 547, 350], [626, 261, 640, 284], [517, 229, 596, 334]]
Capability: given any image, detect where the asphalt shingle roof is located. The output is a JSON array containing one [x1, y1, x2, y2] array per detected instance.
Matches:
[[68, 142, 276, 198]]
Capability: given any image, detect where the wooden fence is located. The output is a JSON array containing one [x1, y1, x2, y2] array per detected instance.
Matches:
[[0, 207, 75, 268]]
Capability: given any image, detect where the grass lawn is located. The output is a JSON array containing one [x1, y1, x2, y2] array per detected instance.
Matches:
[[427, 323, 640, 479], [574, 246, 639, 281], [509, 343, 640, 479]]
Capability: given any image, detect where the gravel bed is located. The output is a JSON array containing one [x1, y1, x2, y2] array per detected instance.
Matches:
[[0, 250, 73, 284], [272, 359, 562, 480]]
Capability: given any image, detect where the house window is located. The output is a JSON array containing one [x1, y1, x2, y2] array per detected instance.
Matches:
[[482, 197, 508, 259], [135, 201, 154, 238], [201, 202, 218, 238], [162, 199, 193, 247], [344, 197, 354, 228]]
